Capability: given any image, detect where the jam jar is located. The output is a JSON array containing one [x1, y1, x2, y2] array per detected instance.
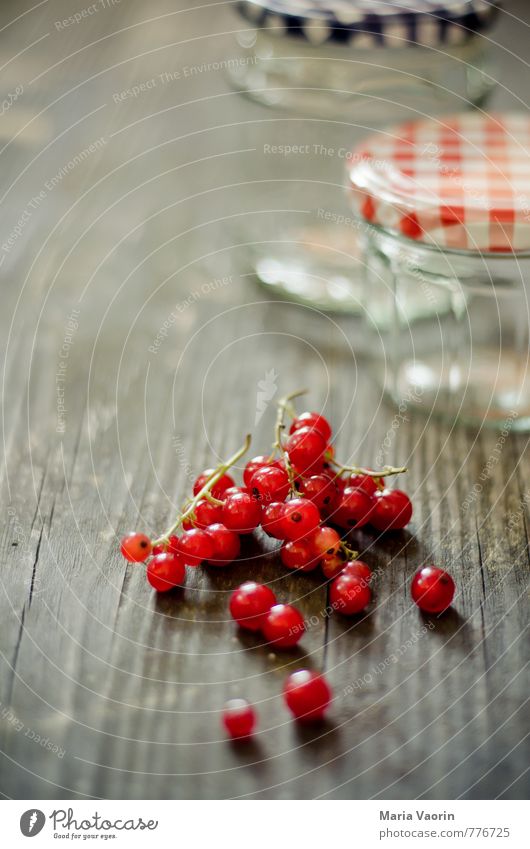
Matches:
[[229, 0, 499, 313], [348, 112, 530, 430]]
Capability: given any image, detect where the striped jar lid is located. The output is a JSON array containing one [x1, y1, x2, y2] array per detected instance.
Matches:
[[236, 1, 499, 47], [348, 113, 530, 253]]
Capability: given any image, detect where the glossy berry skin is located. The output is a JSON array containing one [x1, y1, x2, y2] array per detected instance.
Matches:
[[120, 533, 152, 562], [286, 426, 327, 474], [221, 491, 262, 534], [299, 474, 340, 516], [321, 553, 346, 580], [243, 455, 282, 488], [370, 489, 412, 531], [261, 501, 287, 539], [147, 553, 186, 592], [334, 486, 374, 529], [177, 528, 214, 566], [229, 581, 277, 631], [283, 669, 332, 722], [343, 560, 372, 584], [411, 566, 455, 613], [279, 497, 321, 542], [330, 573, 371, 615], [205, 523, 241, 567], [289, 411, 332, 444], [193, 470, 235, 499], [310, 525, 341, 559], [182, 499, 223, 531], [281, 539, 319, 572], [348, 472, 383, 496], [153, 535, 180, 556], [250, 465, 290, 504], [262, 604, 305, 649], [222, 699, 256, 739]]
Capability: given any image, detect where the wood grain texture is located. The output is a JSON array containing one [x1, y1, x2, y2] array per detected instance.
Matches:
[[0, 0, 528, 800]]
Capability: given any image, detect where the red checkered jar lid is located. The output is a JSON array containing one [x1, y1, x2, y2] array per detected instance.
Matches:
[[348, 113, 530, 253]]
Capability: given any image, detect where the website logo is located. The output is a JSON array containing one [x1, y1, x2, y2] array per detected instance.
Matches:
[[20, 809, 46, 837]]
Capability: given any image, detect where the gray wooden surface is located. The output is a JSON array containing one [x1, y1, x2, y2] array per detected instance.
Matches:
[[0, 0, 528, 800]]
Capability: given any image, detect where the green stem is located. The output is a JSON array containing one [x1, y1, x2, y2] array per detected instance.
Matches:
[[328, 457, 407, 480], [270, 388, 308, 493]]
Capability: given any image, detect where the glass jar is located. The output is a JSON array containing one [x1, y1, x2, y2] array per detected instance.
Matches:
[[229, 0, 498, 313], [348, 112, 530, 429]]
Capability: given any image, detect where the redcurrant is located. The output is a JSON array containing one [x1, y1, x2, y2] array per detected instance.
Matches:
[[147, 553, 186, 592], [261, 501, 287, 539], [283, 669, 332, 721], [299, 474, 340, 516], [280, 538, 319, 572], [343, 560, 372, 584], [262, 604, 305, 649], [334, 486, 374, 529], [286, 426, 327, 474], [330, 572, 371, 615], [193, 469, 235, 498], [411, 566, 455, 613], [250, 465, 290, 504], [182, 499, 223, 531], [278, 497, 321, 542], [310, 525, 341, 559], [177, 528, 214, 566], [243, 455, 282, 488], [370, 489, 412, 531], [289, 411, 332, 444], [222, 699, 256, 739], [229, 581, 277, 631], [348, 472, 384, 496], [221, 491, 262, 534], [120, 533, 152, 562], [321, 552, 346, 580], [205, 523, 241, 566]]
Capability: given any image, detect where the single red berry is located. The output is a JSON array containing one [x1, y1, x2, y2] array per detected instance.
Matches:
[[411, 566, 455, 613], [299, 474, 340, 516], [330, 572, 371, 615], [167, 535, 180, 554], [289, 411, 332, 444], [334, 486, 374, 529], [222, 485, 250, 498], [286, 426, 327, 474], [348, 472, 384, 496], [279, 497, 321, 542], [152, 542, 166, 556], [120, 533, 152, 562], [261, 501, 287, 539], [243, 455, 282, 488], [283, 669, 332, 721], [193, 469, 235, 498], [280, 538, 319, 572], [343, 560, 372, 584], [370, 489, 412, 531], [262, 604, 305, 649], [229, 581, 277, 631], [177, 528, 214, 566], [206, 523, 241, 566], [310, 525, 341, 558], [182, 499, 224, 531], [222, 698, 256, 739], [250, 465, 290, 504], [321, 553, 346, 580], [221, 491, 262, 534], [147, 552, 186, 592]]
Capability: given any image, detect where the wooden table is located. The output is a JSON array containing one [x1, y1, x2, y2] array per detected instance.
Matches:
[[0, 0, 528, 800]]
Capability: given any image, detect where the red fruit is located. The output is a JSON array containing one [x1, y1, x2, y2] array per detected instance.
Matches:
[[289, 411, 332, 444], [152, 542, 166, 556], [147, 553, 186, 592], [299, 474, 340, 516], [262, 604, 305, 649], [283, 669, 332, 721], [250, 465, 290, 504], [243, 455, 282, 488], [193, 469, 235, 498], [343, 560, 372, 584], [281, 538, 319, 572], [261, 501, 287, 539], [206, 523, 241, 566], [182, 499, 224, 531], [177, 528, 214, 566], [411, 566, 455, 613], [370, 489, 412, 531], [167, 535, 180, 554], [334, 486, 374, 529], [221, 491, 262, 534], [310, 525, 341, 559], [120, 533, 152, 562], [279, 497, 321, 542], [348, 472, 384, 496], [286, 426, 327, 474], [229, 581, 276, 631], [321, 553, 346, 580], [330, 573, 371, 615], [222, 699, 256, 739]]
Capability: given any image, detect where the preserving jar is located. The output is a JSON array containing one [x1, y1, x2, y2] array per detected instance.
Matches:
[[230, 0, 499, 312], [348, 112, 530, 430]]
